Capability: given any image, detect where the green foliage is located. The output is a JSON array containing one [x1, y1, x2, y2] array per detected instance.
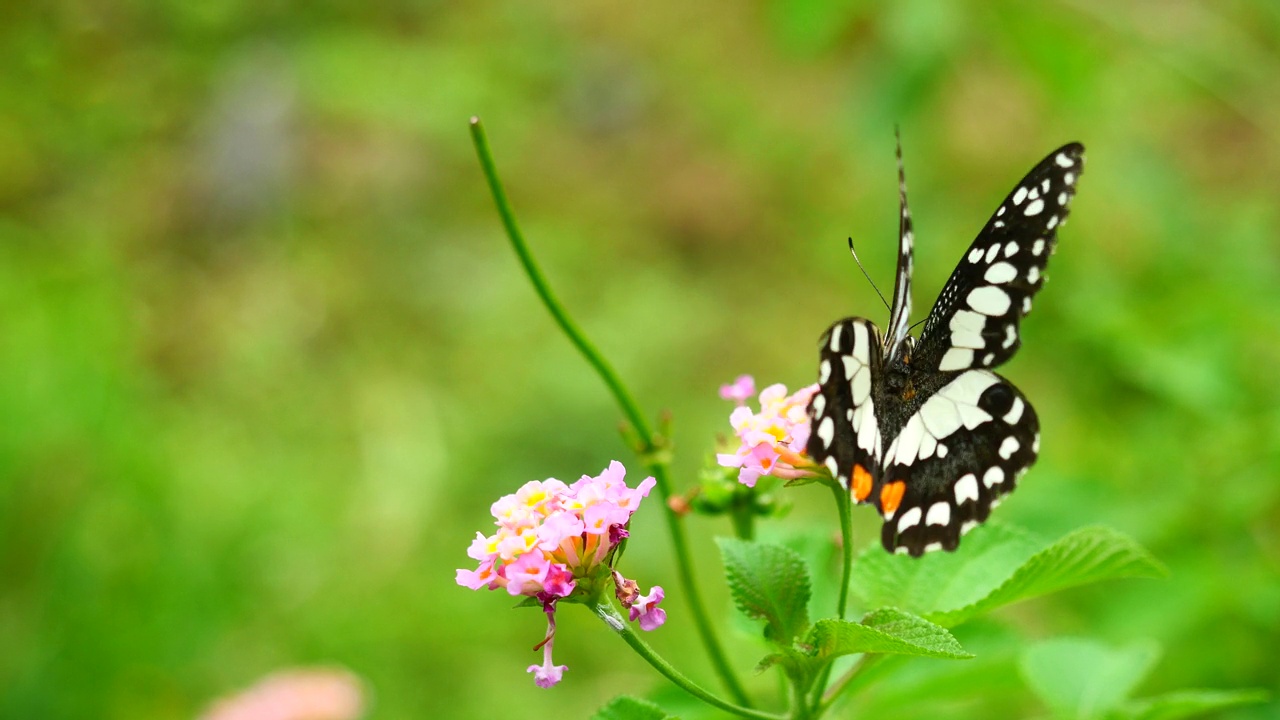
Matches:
[[1020, 638, 1161, 719], [1, 1, 1277, 718], [852, 524, 1166, 627], [1118, 690, 1270, 720], [1019, 638, 1267, 720], [593, 695, 679, 720], [717, 538, 811, 644], [808, 609, 972, 661]]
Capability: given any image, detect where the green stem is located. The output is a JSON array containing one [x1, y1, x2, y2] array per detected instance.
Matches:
[[818, 653, 885, 715], [469, 117, 751, 707], [593, 601, 783, 720], [807, 484, 855, 713]]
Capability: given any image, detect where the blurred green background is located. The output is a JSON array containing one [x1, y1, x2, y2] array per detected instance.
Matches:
[[1, 1, 1278, 718]]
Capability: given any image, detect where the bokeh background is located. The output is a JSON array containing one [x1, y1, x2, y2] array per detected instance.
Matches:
[[1, 1, 1278, 718]]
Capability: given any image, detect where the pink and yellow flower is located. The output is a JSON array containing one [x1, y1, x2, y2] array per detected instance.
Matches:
[[457, 461, 666, 687], [717, 378, 820, 487]]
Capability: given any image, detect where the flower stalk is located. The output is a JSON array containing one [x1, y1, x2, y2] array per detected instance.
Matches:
[[592, 600, 784, 720], [469, 116, 751, 706]]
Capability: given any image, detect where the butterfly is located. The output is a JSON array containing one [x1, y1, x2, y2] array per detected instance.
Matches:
[[806, 138, 1084, 556]]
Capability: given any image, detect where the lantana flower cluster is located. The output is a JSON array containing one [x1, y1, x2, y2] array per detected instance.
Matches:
[[717, 375, 820, 487], [456, 461, 665, 688]]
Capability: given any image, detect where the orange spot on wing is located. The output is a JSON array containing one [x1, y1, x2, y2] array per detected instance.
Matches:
[[851, 465, 873, 502], [880, 480, 906, 517]]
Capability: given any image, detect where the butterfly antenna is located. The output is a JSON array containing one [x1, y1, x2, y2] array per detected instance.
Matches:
[[848, 237, 891, 311]]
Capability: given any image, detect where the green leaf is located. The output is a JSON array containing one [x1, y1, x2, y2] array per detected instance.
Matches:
[[591, 696, 677, 720], [808, 608, 973, 661], [717, 537, 811, 644], [851, 524, 1166, 628], [851, 522, 1045, 618], [1117, 689, 1269, 720], [1019, 638, 1161, 720], [929, 526, 1167, 626]]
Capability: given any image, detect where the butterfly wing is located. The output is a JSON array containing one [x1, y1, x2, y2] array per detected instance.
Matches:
[[807, 318, 885, 505], [883, 131, 915, 362], [913, 143, 1085, 373], [874, 370, 1039, 555]]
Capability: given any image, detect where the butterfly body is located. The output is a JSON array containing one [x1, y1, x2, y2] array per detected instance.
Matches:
[[808, 141, 1083, 556]]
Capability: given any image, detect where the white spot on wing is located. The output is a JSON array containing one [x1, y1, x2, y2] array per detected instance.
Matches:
[[954, 474, 979, 504], [819, 360, 831, 384], [939, 347, 974, 371], [985, 262, 1017, 284], [1032, 238, 1045, 256], [1041, 178, 1051, 192], [897, 506, 922, 531], [984, 244, 1000, 263], [818, 416, 834, 448], [1012, 186, 1028, 205], [1003, 397, 1024, 424], [1024, 198, 1045, 216], [1055, 152, 1073, 167], [829, 323, 843, 351], [1028, 266, 1041, 284], [1022, 296, 1032, 313], [1065, 172, 1075, 185], [812, 394, 826, 416], [983, 466, 1004, 488], [1002, 324, 1017, 349], [926, 502, 951, 526], [968, 247, 984, 263], [852, 366, 871, 404], [1004, 241, 1019, 257], [842, 355, 857, 380], [1047, 215, 1059, 229], [998, 436, 1020, 459], [967, 286, 1011, 316], [824, 457, 838, 476]]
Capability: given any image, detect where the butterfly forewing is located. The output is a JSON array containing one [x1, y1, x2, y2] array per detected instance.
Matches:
[[806, 318, 884, 505], [874, 370, 1039, 556], [914, 143, 1084, 373], [884, 133, 915, 361]]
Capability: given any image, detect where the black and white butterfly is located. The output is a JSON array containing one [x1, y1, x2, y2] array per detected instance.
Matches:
[[807, 139, 1084, 556]]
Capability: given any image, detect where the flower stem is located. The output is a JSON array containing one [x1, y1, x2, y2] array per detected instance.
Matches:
[[469, 116, 751, 707], [593, 601, 783, 720], [818, 653, 885, 714], [807, 483, 855, 712]]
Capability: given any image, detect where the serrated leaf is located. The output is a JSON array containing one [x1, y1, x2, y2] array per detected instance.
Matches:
[[851, 522, 1045, 618], [591, 695, 678, 720], [1117, 689, 1269, 720], [717, 538, 811, 644], [928, 526, 1167, 626], [1019, 638, 1161, 720], [808, 608, 973, 661]]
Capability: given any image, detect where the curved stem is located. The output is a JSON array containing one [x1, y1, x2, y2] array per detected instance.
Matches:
[[593, 601, 783, 720], [807, 484, 855, 713], [470, 117, 751, 707], [818, 653, 885, 715]]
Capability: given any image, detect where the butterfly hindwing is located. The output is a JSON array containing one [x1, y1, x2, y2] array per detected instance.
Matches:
[[914, 143, 1084, 373], [806, 318, 884, 504], [874, 370, 1039, 556]]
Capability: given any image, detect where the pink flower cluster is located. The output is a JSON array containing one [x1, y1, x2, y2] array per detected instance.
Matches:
[[457, 461, 666, 687], [717, 376, 820, 487], [198, 668, 364, 720]]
